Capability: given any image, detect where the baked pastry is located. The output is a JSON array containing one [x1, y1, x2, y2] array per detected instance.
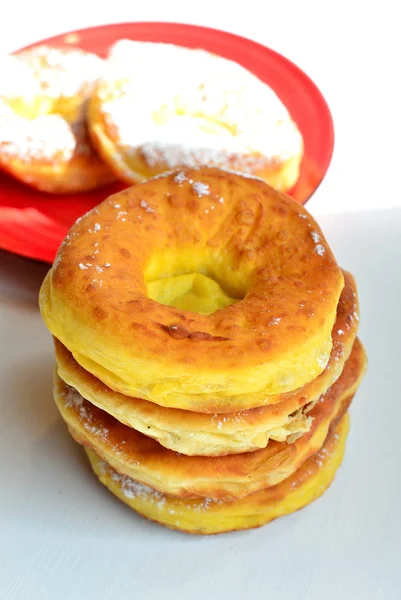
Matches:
[[53, 271, 358, 456], [40, 167, 344, 411], [54, 339, 366, 500], [88, 40, 303, 190], [87, 412, 349, 535], [39, 166, 367, 535], [0, 46, 115, 193]]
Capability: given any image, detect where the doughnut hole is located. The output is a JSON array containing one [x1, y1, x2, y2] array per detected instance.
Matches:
[[144, 249, 247, 315]]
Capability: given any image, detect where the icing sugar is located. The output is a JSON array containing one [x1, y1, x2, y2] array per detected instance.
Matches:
[[110, 469, 165, 508], [63, 385, 109, 442], [0, 46, 102, 163], [102, 458, 222, 514], [17, 45, 103, 98], [192, 497, 221, 512], [173, 171, 187, 184], [317, 347, 330, 369], [0, 112, 76, 162], [314, 244, 326, 256], [95, 457, 164, 506], [139, 199, 155, 213], [192, 182, 210, 197], [100, 40, 303, 170], [136, 139, 244, 171], [0, 56, 40, 99]]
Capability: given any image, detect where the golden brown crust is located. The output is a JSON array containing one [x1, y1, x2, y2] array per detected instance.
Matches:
[[84, 413, 350, 535], [54, 339, 366, 500], [53, 271, 359, 455], [40, 167, 344, 410]]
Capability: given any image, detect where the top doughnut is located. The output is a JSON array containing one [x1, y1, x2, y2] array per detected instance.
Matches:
[[0, 46, 115, 193], [88, 40, 303, 190], [39, 167, 344, 411]]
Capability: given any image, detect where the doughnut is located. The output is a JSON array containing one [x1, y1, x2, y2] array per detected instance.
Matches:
[[88, 40, 303, 190], [0, 46, 116, 193], [40, 167, 344, 411], [87, 413, 349, 535], [53, 271, 358, 456], [54, 339, 366, 501]]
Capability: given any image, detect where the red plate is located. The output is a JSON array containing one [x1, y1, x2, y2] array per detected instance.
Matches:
[[0, 22, 334, 263]]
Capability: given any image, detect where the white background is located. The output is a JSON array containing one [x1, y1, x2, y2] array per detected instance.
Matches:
[[1, 2, 401, 599]]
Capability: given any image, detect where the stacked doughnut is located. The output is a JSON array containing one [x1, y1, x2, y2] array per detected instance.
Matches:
[[39, 167, 366, 534], [1, 40, 303, 194]]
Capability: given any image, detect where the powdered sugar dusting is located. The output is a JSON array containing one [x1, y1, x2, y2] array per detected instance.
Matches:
[[62, 385, 109, 442], [99, 40, 303, 170], [174, 171, 187, 184], [311, 231, 320, 243], [214, 415, 227, 430], [291, 436, 337, 490], [95, 457, 164, 507], [332, 340, 345, 362], [314, 440, 334, 466], [0, 112, 76, 162], [192, 181, 210, 197], [210, 411, 245, 430], [0, 46, 103, 164], [63, 385, 84, 410], [317, 349, 330, 369], [314, 244, 326, 256], [110, 469, 165, 508], [139, 199, 155, 213], [16, 45, 103, 98], [219, 168, 266, 182], [116, 210, 128, 221], [102, 458, 222, 514], [139, 142, 246, 171], [192, 496, 222, 512]]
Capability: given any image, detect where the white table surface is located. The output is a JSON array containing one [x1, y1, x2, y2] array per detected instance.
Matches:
[[1, 2, 400, 598]]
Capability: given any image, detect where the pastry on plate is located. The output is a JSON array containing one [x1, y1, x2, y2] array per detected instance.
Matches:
[[88, 40, 303, 190], [0, 46, 115, 193]]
